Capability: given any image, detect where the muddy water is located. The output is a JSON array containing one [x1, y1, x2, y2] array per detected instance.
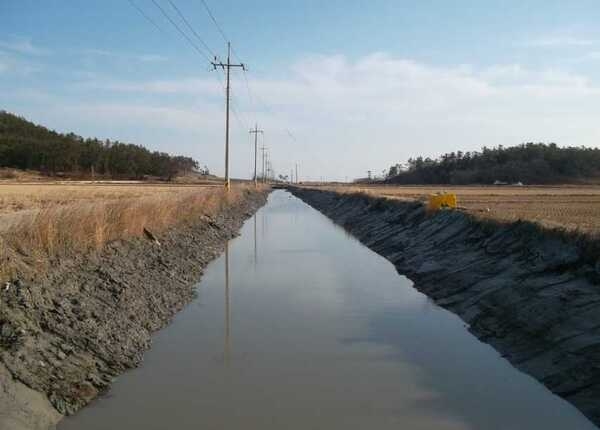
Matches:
[[60, 191, 596, 430]]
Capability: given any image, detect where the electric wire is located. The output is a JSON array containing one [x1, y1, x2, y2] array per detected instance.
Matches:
[[200, 0, 229, 45], [135, 0, 295, 172], [128, 0, 166, 34], [151, 0, 212, 63], [166, 0, 217, 58]]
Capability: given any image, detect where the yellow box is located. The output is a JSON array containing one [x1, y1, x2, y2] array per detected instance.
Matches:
[[427, 193, 457, 212]]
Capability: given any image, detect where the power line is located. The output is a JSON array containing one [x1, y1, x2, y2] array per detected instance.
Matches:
[[230, 101, 249, 131], [166, 0, 217, 58], [128, 0, 166, 34], [151, 0, 211, 63], [197, 0, 298, 146], [200, 0, 229, 45], [135, 0, 296, 179], [198, 0, 251, 100], [241, 69, 255, 111], [139, 0, 229, 105]]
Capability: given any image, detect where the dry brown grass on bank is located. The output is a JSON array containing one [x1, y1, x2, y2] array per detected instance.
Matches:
[[0, 184, 263, 281], [307, 184, 600, 234]]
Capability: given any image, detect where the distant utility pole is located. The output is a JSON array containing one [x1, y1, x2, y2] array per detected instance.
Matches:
[[266, 153, 271, 181], [212, 42, 245, 191], [295, 163, 299, 184], [249, 124, 263, 188], [260, 145, 267, 183], [290, 168, 294, 184]]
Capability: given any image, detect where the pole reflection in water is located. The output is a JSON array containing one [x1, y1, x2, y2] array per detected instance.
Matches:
[[254, 214, 257, 269], [223, 241, 231, 366]]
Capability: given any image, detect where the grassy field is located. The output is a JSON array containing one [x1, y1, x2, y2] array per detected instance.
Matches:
[[0, 182, 223, 214], [0, 181, 259, 280], [315, 184, 600, 234]]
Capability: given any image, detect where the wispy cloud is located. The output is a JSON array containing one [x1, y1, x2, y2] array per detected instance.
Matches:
[[0, 50, 43, 75], [523, 35, 597, 48], [79, 78, 222, 96], [0, 37, 50, 55], [567, 50, 600, 64], [82, 49, 168, 63]]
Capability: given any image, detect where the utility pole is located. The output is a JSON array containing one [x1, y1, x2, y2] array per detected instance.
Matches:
[[249, 124, 263, 188], [212, 42, 245, 191], [260, 145, 267, 183], [295, 163, 299, 184], [265, 153, 270, 182]]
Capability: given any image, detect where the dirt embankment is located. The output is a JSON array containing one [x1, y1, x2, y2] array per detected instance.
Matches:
[[0, 188, 269, 430], [291, 187, 600, 427]]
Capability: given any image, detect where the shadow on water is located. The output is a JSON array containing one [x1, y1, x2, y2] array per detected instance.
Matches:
[[59, 190, 597, 430]]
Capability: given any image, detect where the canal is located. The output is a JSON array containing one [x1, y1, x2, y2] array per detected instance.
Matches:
[[59, 190, 596, 429]]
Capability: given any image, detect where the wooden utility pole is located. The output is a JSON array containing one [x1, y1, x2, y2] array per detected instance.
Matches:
[[260, 145, 267, 183], [249, 124, 263, 188], [295, 163, 299, 184], [212, 42, 245, 191]]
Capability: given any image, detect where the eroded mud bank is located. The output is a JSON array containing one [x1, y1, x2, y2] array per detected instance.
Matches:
[[0, 188, 268, 430], [291, 187, 600, 427]]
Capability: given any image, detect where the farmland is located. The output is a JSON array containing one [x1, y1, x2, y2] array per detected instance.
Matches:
[[0, 181, 256, 280], [0, 181, 222, 214], [313, 184, 600, 234]]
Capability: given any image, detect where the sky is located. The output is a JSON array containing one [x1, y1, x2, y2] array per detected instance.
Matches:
[[2, 0, 600, 181]]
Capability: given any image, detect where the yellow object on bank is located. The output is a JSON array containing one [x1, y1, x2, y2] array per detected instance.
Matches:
[[427, 193, 457, 212]]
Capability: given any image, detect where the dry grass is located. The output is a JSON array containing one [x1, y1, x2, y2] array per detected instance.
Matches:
[[311, 184, 600, 234], [0, 183, 225, 214], [0, 182, 261, 281]]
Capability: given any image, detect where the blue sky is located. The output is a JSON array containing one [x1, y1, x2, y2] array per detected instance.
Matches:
[[2, 1, 600, 180]]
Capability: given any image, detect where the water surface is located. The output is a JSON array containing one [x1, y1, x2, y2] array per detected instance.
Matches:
[[60, 190, 596, 430]]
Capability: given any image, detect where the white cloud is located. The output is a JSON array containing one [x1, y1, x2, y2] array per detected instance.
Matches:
[[62, 103, 222, 132], [0, 37, 50, 55]]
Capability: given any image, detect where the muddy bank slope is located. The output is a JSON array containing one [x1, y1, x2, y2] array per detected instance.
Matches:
[[0, 188, 268, 430], [291, 187, 600, 427]]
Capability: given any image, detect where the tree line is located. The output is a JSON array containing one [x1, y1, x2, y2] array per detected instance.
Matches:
[[0, 111, 204, 179], [384, 143, 600, 185]]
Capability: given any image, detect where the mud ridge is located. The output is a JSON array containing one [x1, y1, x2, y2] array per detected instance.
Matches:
[[0, 188, 269, 430], [291, 187, 600, 427]]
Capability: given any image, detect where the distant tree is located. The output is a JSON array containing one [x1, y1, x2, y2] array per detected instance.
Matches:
[[0, 111, 202, 180], [384, 143, 600, 185]]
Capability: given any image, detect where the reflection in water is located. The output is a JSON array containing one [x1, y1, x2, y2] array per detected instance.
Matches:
[[59, 191, 598, 430], [224, 241, 231, 366], [253, 214, 257, 269]]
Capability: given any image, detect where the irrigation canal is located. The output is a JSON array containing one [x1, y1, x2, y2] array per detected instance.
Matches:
[[59, 190, 596, 430]]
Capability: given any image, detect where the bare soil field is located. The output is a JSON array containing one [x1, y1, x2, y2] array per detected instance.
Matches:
[[314, 184, 600, 234]]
